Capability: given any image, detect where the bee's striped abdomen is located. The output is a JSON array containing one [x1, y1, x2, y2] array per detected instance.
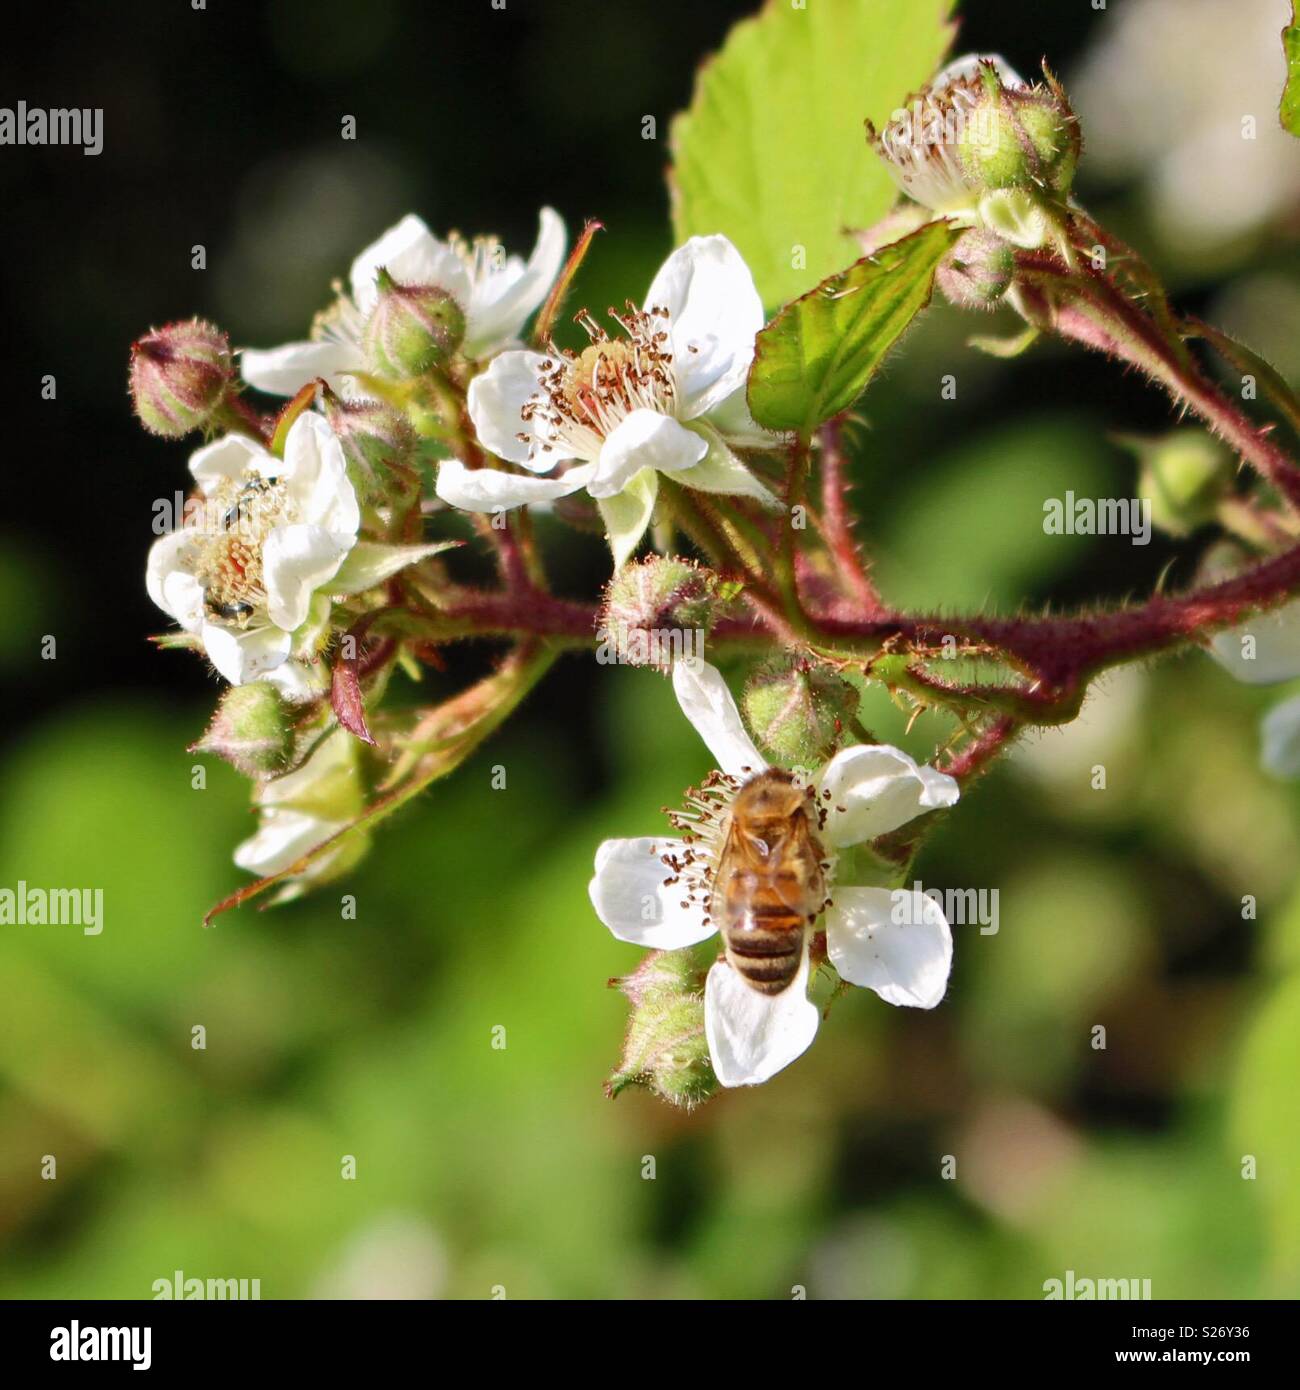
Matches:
[[722, 874, 806, 995], [712, 768, 826, 997]]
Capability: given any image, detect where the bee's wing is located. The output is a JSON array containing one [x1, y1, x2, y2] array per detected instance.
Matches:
[[709, 813, 745, 906], [769, 815, 826, 915]]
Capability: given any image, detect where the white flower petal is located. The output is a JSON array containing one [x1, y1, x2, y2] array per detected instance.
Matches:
[[240, 340, 362, 398], [588, 837, 717, 949], [189, 433, 273, 494], [596, 467, 658, 570], [1209, 601, 1300, 685], [671, 657, 766, 779], [234, 808, 347, 877], [435, 459, 595, 513], [930, 52, 1026, 93], [817, 744, 959, 847], [279, 412, 361, 538], [201, 621, 292, 686], [590, 409, 707, 499], [704, 949, 819, 1087], [262, 524, 350, 632], [825, 886, 953, 1008], [643, 235, 763, 419], [146, 530, 204, 630], [349, 213, 470, 314], [1261, 693, 1300, 779], [464, 206, 566, 356], [467, 350, 577, 469]]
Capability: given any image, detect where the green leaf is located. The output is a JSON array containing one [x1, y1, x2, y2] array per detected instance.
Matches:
[[747, 219, 959, 434], [597, 467, 659, 570], [669, 0, 955, 310], [330, 539, 460, 595], [1283, 6, 1300, 137]]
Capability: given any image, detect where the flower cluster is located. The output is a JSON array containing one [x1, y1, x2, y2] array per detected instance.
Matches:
[[439, 232, 781, 566], [129, 44, 1300, 1106], [590, 660, 958, 1088]]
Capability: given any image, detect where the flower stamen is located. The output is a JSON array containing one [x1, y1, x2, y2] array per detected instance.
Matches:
[[190, 471, 291, 626], [519, 302, 678, 465]]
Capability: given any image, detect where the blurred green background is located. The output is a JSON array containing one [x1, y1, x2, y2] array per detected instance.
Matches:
[[2, 0, 1299, 1299]]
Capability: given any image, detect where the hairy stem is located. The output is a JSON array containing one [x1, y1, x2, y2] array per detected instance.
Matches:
[[1017, 255, 1300, 512]]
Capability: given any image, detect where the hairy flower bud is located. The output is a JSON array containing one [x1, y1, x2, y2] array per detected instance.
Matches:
[[607, 950, 716, 1108], [362, 268, 465, 379], [1128, 429, 1232, 537], [598, 556, 718, 672], [129, 318, 233, 437], [870, 55, 1079, 221], [743, 657, 859, 767], [936, 228, 1016, 309], [320, 387, 417, 502], [192, 682, 294, 777], [957, 76, 1080, 199]]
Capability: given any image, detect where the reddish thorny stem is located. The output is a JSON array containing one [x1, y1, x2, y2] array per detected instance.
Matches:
[[426, 519, 1300, 691], [404, 253, 1300, 791]]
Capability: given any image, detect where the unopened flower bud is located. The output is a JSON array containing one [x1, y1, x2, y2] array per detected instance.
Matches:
[[1128, 429, 1232, 537], [957, 75, 1080, 199], [193, 682, 294, 777], [362, 269, 465, 379], [607, 950, 716, 1109], [320, 387, 417, 502], [599, 556, 718, 672], [129, 318, 233, 437], [870, 55, 1079, 219], [936, 228, 1016, 309], [743, 657, 859, 766]]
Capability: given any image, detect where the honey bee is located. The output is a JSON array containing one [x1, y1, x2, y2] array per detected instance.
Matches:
[[710, 769, 827, 995]]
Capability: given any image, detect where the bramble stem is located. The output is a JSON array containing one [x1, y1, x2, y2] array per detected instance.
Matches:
[[817, 419, 884, 615], [1015, 254, 1300, 512]]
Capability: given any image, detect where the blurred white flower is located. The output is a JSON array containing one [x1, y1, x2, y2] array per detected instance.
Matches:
[[1261, 692, 1300, 776], [589, 659, 958, 1087], [1208, 596, 1300, 779], [1209, 599, 1300, 684], [311, 1213, 446, 1301], [241, 208, 566, 395], [440, 235, 780, 568], [1071, 0, 1300, 253]]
